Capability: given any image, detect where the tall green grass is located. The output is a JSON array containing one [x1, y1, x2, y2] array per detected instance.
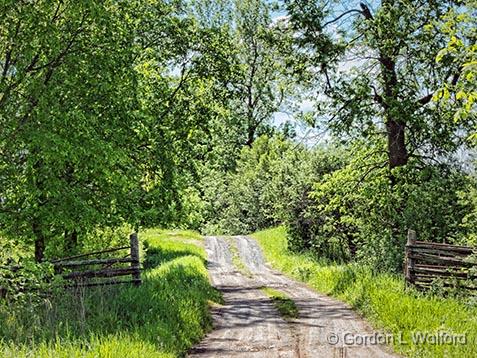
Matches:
[[252, 226, 477, 358], [0, 229, 221, 357]]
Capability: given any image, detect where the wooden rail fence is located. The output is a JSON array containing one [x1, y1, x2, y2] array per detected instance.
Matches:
[[0, 233, 141, 295], [404, 229, 477, 291], [53, 233, 141, 287]]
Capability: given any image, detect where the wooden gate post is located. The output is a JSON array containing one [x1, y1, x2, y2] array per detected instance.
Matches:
[[405, 229, 416, 285], [130, 233, 141, 286]]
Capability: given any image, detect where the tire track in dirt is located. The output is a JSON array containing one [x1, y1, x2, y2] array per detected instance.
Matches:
[[188, 236, 397, 358]]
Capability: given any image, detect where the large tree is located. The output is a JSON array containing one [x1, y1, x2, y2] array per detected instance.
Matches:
[[0, 1, 143, 261], [0, 0, 234, 260], [285, 0, 475, 171], [191, 0, 297, 148]]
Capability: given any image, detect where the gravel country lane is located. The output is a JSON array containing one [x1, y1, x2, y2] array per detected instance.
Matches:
[[188, 236, 397, 358]]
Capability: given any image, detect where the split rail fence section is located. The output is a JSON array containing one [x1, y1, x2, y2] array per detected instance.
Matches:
[[404, 230, 477, 291], [53, 233, 141, 287]]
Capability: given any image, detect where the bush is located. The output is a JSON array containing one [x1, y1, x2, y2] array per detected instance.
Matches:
[[288, 142, 476, 271], [38, 224, 133, 260], [0, 238, 62, 304], [198, 135, 344, 235]]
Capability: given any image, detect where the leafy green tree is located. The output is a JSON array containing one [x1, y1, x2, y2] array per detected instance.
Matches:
[[0, 1, 144, 261], [435, 0, 477, 123], [132, 7, 240, 227], [231, 0, 297, 146], [190, 0, 297, 148], [0, 0, 235, 260], [178, 0, 304, 232], [285, 0, 474, 170]]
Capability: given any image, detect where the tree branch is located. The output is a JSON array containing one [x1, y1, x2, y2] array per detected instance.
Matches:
[[359, 3, 374, 20], [322, 9, 363, 28], [417, 67, 462, 107]]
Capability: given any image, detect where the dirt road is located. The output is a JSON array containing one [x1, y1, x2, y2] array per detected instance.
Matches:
[[189, 236, 397, 358]]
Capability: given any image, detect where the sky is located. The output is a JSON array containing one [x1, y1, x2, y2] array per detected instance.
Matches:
[[269, 0, 380, 146], [269, 3, 320, 146]]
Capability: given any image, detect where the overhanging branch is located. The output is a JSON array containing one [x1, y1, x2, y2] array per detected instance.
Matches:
[[322, 9, 363, 28]]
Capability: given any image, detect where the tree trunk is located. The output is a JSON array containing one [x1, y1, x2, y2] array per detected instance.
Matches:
[[361, 2, 409, 170], [380, 57, 408, 170], [33, 221, 45, 262], [246, 125, 255, 147], [386, 119, 408, 169], [65, 229, 79, 254]]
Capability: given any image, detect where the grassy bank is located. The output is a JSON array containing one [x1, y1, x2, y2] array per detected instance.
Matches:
[[252, 226, 477, 358], [0, 229, 221, 357]]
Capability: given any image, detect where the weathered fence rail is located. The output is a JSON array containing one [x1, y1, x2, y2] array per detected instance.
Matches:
[[54, 233, 141, 287], [404, 230, 477, 291], [0, 233, 141, 290]]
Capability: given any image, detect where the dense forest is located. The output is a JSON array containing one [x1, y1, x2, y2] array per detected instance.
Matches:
[[0, 0, 476, 356]]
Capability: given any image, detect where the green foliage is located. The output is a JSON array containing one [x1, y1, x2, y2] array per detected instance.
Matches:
[[285, 0, 475, 166], [435, 0, 477, 123], [196, 130, 477, 274], [44, 224, 133, 259], [80, 225, 132, 253], [198, 135, 343, 234], [188, 0, 298, 147], [0, 261, 59, 305], [252, 227, 477, 358], [0, 229, 221, 357], [458, 185, 477, 246], [0, 1, 144, 254], [0, 238, 63, 304], [1, 3, 477, 354], [286, 141, 476, 271], [0, 0, 264, 259]]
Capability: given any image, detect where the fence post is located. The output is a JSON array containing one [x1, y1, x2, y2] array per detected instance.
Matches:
[[405, 229, 416, 286], [130, 233, 141, 286]]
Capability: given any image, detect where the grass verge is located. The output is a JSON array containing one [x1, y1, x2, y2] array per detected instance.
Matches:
[[223, 237, 253, 278], [0, 229, 221, 357], [260, 287, 299, 320], [251, 226, 477, 358]]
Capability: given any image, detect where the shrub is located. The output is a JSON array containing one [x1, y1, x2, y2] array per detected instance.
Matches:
[[289, 142, 476, 271], [199, 135, 344, 235]]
